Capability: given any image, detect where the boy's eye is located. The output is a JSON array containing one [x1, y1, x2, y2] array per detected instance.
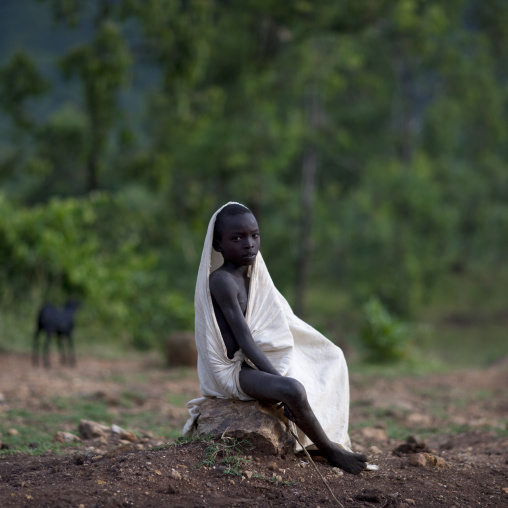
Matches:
[[253, 233, 259, 239]]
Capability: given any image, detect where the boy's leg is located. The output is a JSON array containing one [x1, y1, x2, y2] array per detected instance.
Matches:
[[239, 364, 368, 474]]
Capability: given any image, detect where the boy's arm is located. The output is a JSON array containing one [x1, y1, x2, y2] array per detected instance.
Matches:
[[210, 273, 282, 377]]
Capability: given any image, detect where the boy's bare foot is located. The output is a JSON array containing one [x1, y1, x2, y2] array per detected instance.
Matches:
[[322, 445, 368, 475]]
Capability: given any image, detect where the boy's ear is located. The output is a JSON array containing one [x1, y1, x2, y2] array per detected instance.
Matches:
[[212, 238, 222, 252]]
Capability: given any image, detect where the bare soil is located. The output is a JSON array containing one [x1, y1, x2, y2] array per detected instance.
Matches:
[[0, 353, 507, 507]]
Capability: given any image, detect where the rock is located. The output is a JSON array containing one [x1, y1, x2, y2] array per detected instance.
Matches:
[[244, 470, 253, 479], [358, 427, 388, 442], [53, 431, 81, 444], [409, 453, 427, 467], [78, 420, 110, 440], [409, 452, 449, 468], [195, 398, 295, 456], [267, 461, 278, 471], [111, 424, 137, 442], [7, 428, 19, 436], [368, 445, 383, 455], [422, 452, 449, 468], [170, 469, 181, 480], [166, 331, 197, 367]]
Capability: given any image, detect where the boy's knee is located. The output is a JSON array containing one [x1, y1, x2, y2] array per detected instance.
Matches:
[[281, 377, 307, 404]]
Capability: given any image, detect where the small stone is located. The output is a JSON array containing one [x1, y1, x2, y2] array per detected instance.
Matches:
[[332, 467, 344, 476], [409, 453, 427, 467], [7, 428, 19, 436], [423, 452, 449, 468], [111, 424, 137, 442], [170, 469, 181, 480], [244, 470, 253, 479], [299, 477, 305, 483], [405, 499, 416, 505], [368, 446, 382, 455], [267, 461, 277, 471], [53, 431, 81, 444], [229, 479, 235, 485], [154, 470, 162, 476], [273, 475, 282, 482], [79, 420, 109, 440]]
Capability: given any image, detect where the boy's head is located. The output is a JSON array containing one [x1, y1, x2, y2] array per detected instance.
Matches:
[[213, 204, 252, 246], [213, 204, 259, 263]]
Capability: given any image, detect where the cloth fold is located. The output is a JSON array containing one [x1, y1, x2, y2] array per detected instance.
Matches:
[[183, 202, 351, 451]]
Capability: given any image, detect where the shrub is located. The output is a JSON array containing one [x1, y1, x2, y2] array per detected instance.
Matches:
[[359, 296, 412, 363]]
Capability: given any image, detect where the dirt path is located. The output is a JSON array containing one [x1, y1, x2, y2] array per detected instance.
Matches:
[[0, 353, 507, 507]]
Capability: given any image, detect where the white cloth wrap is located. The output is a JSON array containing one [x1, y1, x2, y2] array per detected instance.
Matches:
[[183, 202, 351, 451]]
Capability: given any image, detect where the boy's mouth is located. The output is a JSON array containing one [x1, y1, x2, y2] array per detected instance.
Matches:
[[244, 252, 257, 259]]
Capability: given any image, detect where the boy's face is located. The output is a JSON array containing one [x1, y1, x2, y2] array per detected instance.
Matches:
[[215, 213, 260, 266]]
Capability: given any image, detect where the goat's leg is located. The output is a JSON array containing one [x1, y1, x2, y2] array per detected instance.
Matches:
[[32, 330, 41, 366], [68, 333, 76, 367], [43, 331, 52, 368], [57, 333, 66, 365]]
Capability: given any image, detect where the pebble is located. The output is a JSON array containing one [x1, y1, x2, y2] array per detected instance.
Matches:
[[244, 470, 253, 479], [332, 467, 344, 477], [267, 461, 277, 471], [170, 469, 181, 480], [7, 428, 19, 436]]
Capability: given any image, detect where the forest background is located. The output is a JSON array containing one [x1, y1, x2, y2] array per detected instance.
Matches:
[[0, 0, 506, 367]]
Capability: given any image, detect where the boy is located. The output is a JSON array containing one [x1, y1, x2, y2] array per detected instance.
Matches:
[[183, 203, 368, 474]]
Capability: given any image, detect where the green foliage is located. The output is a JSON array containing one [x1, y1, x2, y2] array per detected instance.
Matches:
[[0, 50, 49, 131], [1, 0, 508, 359], [0, 192, 194, 350], [200, 435, 253, 476], [359, 296, 412, 363]]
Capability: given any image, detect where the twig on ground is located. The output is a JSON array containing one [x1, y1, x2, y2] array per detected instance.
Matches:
[[290, 429, 344, 508]]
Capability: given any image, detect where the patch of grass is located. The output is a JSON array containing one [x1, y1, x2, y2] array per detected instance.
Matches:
[[0, 392, 187, 456], [199, 435, 253, 476], [167, 393, 190, 406]]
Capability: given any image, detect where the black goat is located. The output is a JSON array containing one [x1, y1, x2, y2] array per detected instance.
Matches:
[[33, 300, 80, 367]]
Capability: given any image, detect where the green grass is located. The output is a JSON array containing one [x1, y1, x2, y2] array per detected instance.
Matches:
[[0, 394, 184, 456], [199, 435, 253, 476]]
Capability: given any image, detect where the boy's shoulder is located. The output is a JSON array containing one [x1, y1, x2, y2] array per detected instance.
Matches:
[[209, 268, 237, 294]]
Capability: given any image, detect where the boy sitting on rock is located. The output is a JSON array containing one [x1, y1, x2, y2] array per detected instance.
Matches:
[[183, 202, 367, 474]]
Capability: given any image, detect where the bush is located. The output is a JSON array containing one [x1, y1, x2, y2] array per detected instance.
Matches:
[[0, 192, 194, 351], [359, 296, 412, 363]]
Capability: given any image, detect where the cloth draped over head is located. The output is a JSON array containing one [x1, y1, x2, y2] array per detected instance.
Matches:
[[183, 202, 352, 451]]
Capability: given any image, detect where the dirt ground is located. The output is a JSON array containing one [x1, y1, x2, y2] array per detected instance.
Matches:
[[0, 353, 507, 507]]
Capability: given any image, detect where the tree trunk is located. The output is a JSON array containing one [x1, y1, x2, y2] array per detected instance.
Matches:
[[295, 86, 321, 318]]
